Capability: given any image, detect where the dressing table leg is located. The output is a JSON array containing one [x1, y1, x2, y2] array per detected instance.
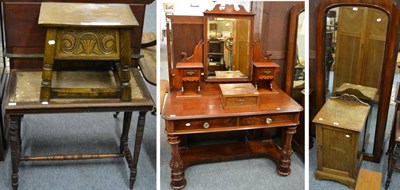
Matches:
[[277, 126, 297, 176], [168, 135, 186, 189], [10, 115, 21, 190]]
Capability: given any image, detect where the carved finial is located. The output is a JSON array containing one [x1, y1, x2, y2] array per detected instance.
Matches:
[[204, 4, 253, 15]]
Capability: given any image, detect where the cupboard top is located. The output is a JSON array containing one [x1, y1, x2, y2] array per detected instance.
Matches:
[[313, 96, 370, 132], [38, 2, 139, 27]]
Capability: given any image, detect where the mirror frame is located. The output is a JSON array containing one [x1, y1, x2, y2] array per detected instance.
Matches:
[[285, 2, 305, 96], [203, 4, 255, 82], [315, 0, 400, 162]]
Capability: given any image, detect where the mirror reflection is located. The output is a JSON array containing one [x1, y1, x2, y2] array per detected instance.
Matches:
[[207, 17, 250, 78], [292, 11, 305, 103], [324, 6, 388, 155]]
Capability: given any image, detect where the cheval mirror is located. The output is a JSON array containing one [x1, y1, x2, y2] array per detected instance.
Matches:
[[286, 2, 305, 157], [315, 0, 400, 162]]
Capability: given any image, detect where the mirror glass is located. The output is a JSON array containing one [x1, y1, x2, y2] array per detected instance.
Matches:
[[324, 6, 388, 155], [292, 11, 305, 103], [206, 17, 251, 79]]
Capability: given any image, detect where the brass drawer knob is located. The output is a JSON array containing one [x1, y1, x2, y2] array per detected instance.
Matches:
[[203, 122, 210, 129], [266, 118, 272, 124], [264, 70, 272, 75]]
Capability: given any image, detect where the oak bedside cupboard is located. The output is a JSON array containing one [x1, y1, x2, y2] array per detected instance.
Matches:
[[313, 94, 370, 188]]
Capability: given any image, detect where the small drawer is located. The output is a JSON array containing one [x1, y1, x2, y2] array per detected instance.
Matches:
[[181, 69, 200, 81], [223, 96, 258, 108], [239, 114, 295, 126], [182, 69, 199, 77], [175, 117, 236, 131], [258, 68, 275, 79]]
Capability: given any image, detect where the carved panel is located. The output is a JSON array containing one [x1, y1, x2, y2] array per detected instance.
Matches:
[[55, 28, 120, 59]]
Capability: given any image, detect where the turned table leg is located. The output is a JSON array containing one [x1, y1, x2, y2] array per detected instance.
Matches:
[[168, 135, 186, 189], [120, 111, 147, 189], [10, 115, 21, 190], [277, 126, 297, 176]]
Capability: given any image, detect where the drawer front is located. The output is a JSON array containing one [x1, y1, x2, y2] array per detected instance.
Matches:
[[239, 114, 295, 126], [223, 96, 258, 107], [181, 69, 200, 81], [175, 117, 236, 131], [258, 68, 275, 79]]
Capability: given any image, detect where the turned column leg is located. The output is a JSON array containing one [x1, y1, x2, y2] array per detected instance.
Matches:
[[168, 135, 186, 189], [385, 143, 398, 190], [10, 115, 21, 190], [40, 28, 57, 102], [120, 111, 147, 189], [130, 111, 146, 189], [119, 29, 132, 102], [277, 126, 297, 176]]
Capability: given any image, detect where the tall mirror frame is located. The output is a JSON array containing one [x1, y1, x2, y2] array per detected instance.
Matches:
[[286, 2, 305, 157], [203, 4, 255, 82], [315, 0, 400, 162], [286, 2, 305, 96]]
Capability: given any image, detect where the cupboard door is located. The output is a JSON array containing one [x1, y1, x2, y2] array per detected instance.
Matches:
[[317, 125, 358, 177]]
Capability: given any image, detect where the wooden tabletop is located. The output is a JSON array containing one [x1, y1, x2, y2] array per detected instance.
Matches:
[[162, 86, 302, 120], [313, 95, 370, 132], [5, 69, 153, 114], [38, 2, 139, 27]]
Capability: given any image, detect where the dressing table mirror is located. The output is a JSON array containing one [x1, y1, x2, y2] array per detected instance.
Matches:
[[163, 4, 302, 189], [315, 0, 400, 162], [204, 5, 253, 82], [286, 2, 305, 157]]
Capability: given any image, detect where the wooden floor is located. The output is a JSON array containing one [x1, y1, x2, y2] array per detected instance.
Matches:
[[355, 169, 382, 190]]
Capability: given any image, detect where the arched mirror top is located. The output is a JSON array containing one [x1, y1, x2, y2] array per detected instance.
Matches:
[[203, 4, 255, 82]]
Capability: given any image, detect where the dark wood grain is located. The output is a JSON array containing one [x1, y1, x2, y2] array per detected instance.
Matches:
[[314, 0, 400, 162], [168, 16, 203, 69]]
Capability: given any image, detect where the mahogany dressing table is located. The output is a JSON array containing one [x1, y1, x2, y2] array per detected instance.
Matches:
[[4, 3, 154, 190], [162, 4, 302, 189]]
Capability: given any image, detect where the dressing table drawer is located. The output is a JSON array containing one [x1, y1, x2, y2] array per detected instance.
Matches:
[[257, 68, 275, 79], [239, 114, 295, 126], [174, 117, 236, 131], [181, 69, 201, 81]]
